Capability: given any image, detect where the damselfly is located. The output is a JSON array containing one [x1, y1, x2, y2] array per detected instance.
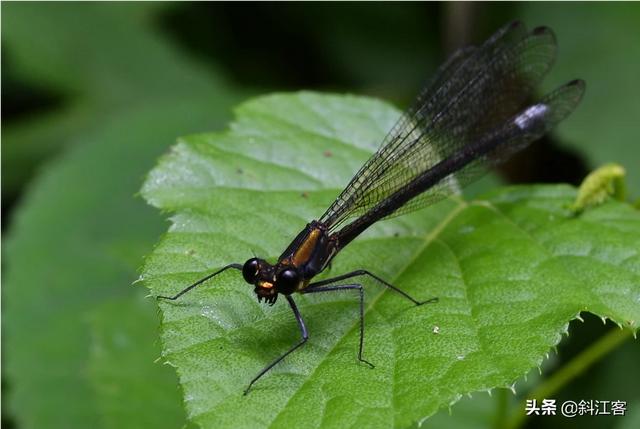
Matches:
[[158, 21, 585, 394]]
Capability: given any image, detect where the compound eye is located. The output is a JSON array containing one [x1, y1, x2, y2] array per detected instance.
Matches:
[[277, 268, 300, 295], [242, 258, 260, 283]]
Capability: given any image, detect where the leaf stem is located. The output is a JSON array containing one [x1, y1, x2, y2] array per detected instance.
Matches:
[[503, 326, 633, 429]]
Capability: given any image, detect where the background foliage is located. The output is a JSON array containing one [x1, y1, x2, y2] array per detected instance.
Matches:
[[2, 3, 639, 429]]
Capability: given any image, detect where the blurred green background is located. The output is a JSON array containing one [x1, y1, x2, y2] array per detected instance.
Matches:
[[2, 3, 639, 429]]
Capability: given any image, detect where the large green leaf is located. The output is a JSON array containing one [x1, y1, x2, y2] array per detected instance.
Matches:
[[87, 295, 188, 429], [1, 2, 223, 99], [2, 4, 247, 427], [1, 2, 233, 196], [141, 92, 640, 428], [2, 97, 240, 429]]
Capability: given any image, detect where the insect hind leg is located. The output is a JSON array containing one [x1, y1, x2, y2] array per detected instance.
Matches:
[[303, 283, 374, 368]]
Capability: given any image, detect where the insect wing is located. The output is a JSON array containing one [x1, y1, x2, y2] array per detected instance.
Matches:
[[320, 22, 570, 232]]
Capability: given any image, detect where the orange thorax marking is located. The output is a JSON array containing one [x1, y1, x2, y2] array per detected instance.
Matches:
[[290, 227, 321, 267]]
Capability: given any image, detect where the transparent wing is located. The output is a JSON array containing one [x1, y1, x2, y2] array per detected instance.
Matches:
[[384, 79, 586, 220], [333, 79, 585, 247], [319, 21, 571, 233]]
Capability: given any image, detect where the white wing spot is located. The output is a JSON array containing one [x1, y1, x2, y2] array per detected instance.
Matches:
[[514, 104, 548, 130]]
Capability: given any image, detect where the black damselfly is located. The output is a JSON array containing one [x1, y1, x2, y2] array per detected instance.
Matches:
[[157, 21, 585, 394]]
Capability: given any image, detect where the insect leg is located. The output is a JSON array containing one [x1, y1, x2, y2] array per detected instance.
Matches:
[[156, 263, 243, 301], [309, 270, 437, 306], [303, 283, 374, 368], [244, 295, 308, 395]]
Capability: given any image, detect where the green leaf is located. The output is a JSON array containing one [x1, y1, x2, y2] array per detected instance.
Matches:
[[3, 4, 250, 427], [420, 391, 497, 429], [1, 2, 225, 99], [87, 295, 188, 429], [141, 92, 640, 429], [3, 98, 240, 429], [1, 2, 237, 196]]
